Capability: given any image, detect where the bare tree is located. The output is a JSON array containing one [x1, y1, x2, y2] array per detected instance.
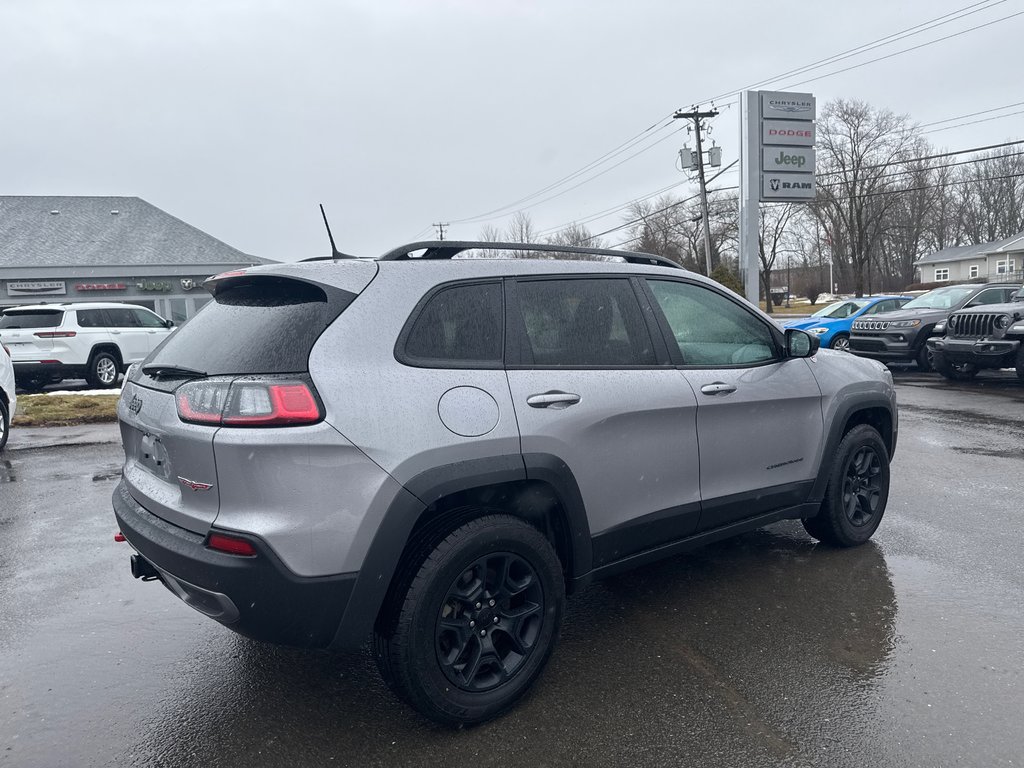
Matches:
[[813, 100, 919, 295], [547, 222, 605, 251], [758, 203, 799, 312], [506, 211, 538, 258]]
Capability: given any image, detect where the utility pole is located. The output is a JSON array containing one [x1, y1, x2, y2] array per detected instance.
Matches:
[[674, 108, 719, 276], [432, 222, 448, 241]]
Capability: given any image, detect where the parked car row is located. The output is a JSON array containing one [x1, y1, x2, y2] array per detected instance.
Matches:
[[785, 283, 1024, 383], [0, 302, 175, 391]]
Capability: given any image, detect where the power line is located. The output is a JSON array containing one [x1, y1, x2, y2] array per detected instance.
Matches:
[[816, 139, 1024, 177], [776, 9, 1024, 92], [452, 126, 686, 227], [919, 99, 1024, 127], [446, 115, 677, 225], [923, 108, 1024, 134], [695, 0, 1007, 107]]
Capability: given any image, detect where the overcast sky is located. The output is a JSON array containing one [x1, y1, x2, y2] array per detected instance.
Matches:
[[2, 0, 1022, 261]]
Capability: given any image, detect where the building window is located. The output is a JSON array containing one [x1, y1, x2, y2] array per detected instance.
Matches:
[[996, 258, 1016, 275], [934, 268, 949, 281], [968, 264, 979, 279]]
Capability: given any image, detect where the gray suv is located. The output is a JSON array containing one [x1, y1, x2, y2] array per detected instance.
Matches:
[[112, 241, 898, 724]]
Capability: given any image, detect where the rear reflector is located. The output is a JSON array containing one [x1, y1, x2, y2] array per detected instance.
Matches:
[[176, 377, 322, 427], [207, 533, 257, 557]]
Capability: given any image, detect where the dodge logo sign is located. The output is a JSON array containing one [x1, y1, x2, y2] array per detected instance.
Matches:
[[128, 394, 143, 415]]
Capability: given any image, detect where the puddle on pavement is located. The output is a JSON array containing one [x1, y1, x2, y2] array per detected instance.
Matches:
[[952, 446, 1023, 461], [0, 460, 15, 483], [92, 467, 123, 482]]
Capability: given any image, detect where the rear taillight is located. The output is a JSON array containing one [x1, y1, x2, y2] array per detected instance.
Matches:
[[34, 331, 77, 338], [175, 377, 322, 427], [206, 532, 257, 556]]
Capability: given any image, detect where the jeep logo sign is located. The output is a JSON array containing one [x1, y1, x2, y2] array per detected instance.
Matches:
[[761, 119, 815, 147], [762, 172, 816, 200], [762, 146, 815, 173]]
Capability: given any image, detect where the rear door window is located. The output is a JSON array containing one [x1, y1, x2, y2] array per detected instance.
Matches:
[[105, 307, 140, 327], [514, 278, 656, 367], [76, 309, 109, 328], [0, 310, 65, 328], [401, 281, 504, 367]]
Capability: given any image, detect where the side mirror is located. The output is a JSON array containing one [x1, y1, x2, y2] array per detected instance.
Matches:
[[786, 328, 819, 358], [164, 319, 174, 328]]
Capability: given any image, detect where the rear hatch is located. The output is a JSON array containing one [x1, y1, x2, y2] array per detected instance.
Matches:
[[0, 309, 65, 359], [118, 264, 376, 535]]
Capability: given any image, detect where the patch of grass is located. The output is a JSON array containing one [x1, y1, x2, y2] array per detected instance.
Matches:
[[760, 302, 813, 315], [12, 394, 120, 427]]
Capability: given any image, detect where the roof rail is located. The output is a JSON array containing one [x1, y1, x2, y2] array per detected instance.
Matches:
[[377, 240, 684, 270]]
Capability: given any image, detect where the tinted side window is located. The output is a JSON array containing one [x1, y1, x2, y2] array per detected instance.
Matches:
[[76, 309, 108, 328], [648, 280, 777, 366], [403, 282, 503, 366], [105, 307, 139, 327], [133, 309, 166, 328], [515, 278, 655, 367]]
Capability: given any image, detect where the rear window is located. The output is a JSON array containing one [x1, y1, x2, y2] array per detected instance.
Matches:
[[143, 278, 352, 377], [0, 310, 65, 329]]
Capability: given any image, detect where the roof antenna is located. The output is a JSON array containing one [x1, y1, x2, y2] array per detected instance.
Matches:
[[319, 204, 355, 259]]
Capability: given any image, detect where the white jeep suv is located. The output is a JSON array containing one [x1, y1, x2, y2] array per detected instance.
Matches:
[[0, 303, 174, 390]]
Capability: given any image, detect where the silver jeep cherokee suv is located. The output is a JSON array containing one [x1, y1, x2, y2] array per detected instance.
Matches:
[[112, 241, 897, 724]]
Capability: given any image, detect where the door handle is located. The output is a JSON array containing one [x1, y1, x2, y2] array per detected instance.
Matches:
[[527, 391, 581, 409], [700, 382, 737, 395], [110, 331, 121, 335]]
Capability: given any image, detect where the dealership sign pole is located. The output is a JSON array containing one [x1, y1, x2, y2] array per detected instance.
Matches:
[[739, 90, 816, 305]]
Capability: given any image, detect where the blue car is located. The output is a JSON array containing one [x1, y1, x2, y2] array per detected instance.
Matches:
[[783, 295, 911, 351]]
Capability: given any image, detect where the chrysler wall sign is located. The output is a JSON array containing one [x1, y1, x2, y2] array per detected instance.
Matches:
[[6, 280, 67, 296]]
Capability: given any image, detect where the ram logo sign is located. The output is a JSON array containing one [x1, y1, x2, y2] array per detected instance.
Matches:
[[762, 173, 816, 200]]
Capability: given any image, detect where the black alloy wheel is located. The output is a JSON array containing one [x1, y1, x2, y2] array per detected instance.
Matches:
[[803, 424, 890, 547], [374, 514, 564, 725], [436, 552, 545, 692], [841, 445, 883, 527]]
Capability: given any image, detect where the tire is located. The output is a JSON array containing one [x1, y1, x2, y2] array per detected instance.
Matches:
[[374, 514, 565, 725], [915, 344, 933, 372], [932, 351, 980, 381], [829, 333, 850, 352], [0, 400, 8, 452], [803, 424, 890, 547], [86, 350, 120, 389]]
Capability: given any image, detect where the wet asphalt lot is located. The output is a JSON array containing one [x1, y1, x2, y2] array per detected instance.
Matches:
[[1, 370, 1022, 767]]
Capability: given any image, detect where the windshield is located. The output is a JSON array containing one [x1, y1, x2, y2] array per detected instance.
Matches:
[[902, 285, 975, 310], [0, 310, 65, 329], [811, 299, 871, 319]]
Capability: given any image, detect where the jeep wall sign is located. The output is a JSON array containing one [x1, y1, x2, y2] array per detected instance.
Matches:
[[762, 146, 815, 173], [762, 172, 816, 200]]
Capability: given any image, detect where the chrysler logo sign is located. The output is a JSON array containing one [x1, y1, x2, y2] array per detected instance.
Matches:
[[767, 98, 813, 114]]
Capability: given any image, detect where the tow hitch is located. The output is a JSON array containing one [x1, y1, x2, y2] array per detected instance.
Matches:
[[130, 554, 160, 582]]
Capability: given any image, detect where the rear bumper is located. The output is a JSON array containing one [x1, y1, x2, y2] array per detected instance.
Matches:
[[112, 480, 356, 649], [927, 337, 1020, 367]]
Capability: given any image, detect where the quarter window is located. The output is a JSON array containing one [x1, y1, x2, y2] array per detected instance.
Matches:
[[76, 309, 107, 328], [647, 280, 777, 366], [403, 281, 503, 366], [515, 278, 655, 367]]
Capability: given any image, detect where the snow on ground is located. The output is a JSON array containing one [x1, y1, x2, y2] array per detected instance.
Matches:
[[35, 388, 122, 397]]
